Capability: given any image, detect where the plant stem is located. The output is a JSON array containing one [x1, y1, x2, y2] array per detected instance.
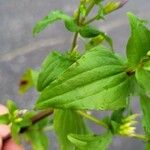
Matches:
[[83, 15, 98, 25], [80, 0, 95, 23], [31, 109, 53, 125], [3, 108, 149, 144], [71, 32, 79, 51], [76, 110, 108, 129], [20, 108, 54, 133], [28, 110, 149, 143], [120, 133, 148, 142], [132, 134, 148, 142], [71, 0, 95, 51], [3, 109, 53, 141], [76, 110, 149, 142], [71, 1, 82, 51]]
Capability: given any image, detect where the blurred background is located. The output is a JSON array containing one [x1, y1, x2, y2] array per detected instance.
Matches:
[[0, 0, 150, 149]]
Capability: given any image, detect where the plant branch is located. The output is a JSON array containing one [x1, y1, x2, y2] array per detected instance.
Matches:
[[76, 110, 108, 129], [3, 109, 54, 141], [120, 134, 148, 142], [76, 111, 149, 142], [31, 109, 53, 125], [132, 134, 148, 142], [3, 108, 149, 145], [83, 15, 98, 25], [80, 0, 95, 24], [21, 108, 54, 133], [71, 0, 96, 51], [71, 32, 79, 51], [71, 1, 82, 51]]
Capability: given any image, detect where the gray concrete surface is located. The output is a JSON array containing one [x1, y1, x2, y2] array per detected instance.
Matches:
[[0, 0, 150, 149]]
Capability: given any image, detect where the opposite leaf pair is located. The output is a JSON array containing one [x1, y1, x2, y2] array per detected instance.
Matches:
[[35, 13, 150, 112]]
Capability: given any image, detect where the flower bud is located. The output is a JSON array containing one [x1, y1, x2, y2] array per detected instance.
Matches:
[[13, 109, 19, 117], [18, 109, 28, 117], [15, 117, 23, 123], [146, 51, 150, 57], [73, 10, 78, 19], [122, 114, 139, 123], [104, 0, 128, 14], [118, 114, 138, 137]]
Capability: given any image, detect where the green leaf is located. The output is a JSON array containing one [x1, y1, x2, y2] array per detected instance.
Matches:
[[109, 109, 125, 134], [64, 20, 80, 32], [11, 123, 21, 143], [143, 60, 150, 71], [136, 67, 150, 92], [140, 94, 150, 135], [25, 129, 48, 150], [79, 26, 101, 38], [0, 114, 10, 124], [145, 142, 150, 150], [36, 45, 132, 110], [54, 109, 89, 150], [94, 0, 104, 5], [126, 13, 150, 68], [33, 10, 79, 35], [111, 109, 124, 123], [68, 132, 112, 150], [85, 32, 113, 50], [24, 117, 49, 150], [37, 52, 75, 91], [19, 69, 38, 94], [7, 100, 18, 114], [31, 69, 39, 87]]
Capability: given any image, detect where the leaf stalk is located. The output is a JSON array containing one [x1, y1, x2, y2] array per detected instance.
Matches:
[[76, 110, 108, 129], [71, 0, 96, 51]]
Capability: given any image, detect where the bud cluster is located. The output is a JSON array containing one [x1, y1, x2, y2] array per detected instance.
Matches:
[[13, 109, 28, 123], [118, 114, 139, 137]]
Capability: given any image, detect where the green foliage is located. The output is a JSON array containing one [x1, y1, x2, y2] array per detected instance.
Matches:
[[140, 94, 150, 135], [68, 132, 112, 150], [0, 114, 10, 124], [79, 4, 87, 17], [25, 130, 48, 150], [80, 26, 113, 49], [85, 32, 113, 50], [24, 118, 49, 150], [145, 143, 150, 150], [103, 0, 127, 15], [135, 54, 150, 92], [94, 0, 104, 5], [54, 109, 89, 150], [126, 12, 150, 68], [33, 10, 79, 35], [4, 100, 32, 142], [109, 109, 124, 134], [19, 69, 39, 94], [37, 52, 75, 91], [136, 68, 150, 92], [7, 99, 18, 114], [79, 25, 101, 38], [3, 0, 150, 150], [36, 46, 132, 110]]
